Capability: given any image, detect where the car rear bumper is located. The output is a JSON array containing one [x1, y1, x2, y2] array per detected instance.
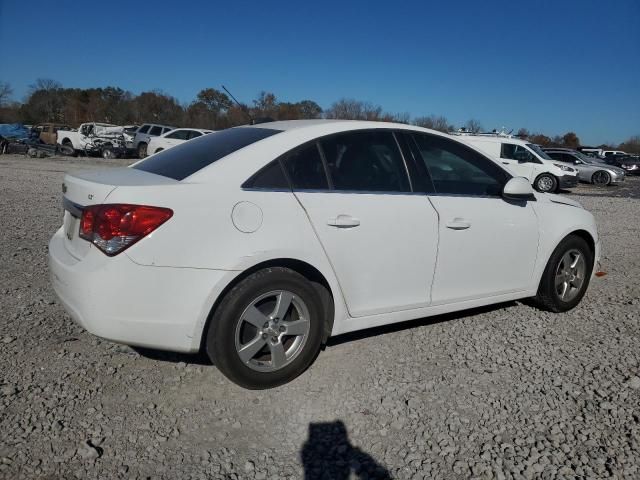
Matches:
[[48, 228, 227, 353], [558, 174, 579, 189]]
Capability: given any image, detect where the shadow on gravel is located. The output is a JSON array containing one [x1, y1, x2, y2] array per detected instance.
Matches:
[[131, 347, 212, 365], [327, 301, 517, 347], [301, 420, 391, 480]]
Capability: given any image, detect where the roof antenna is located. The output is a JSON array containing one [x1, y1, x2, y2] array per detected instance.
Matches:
[[222, 85, 254, 125]]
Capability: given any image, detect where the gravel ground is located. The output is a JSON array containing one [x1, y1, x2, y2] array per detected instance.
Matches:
[[1, 153, 639, 480]]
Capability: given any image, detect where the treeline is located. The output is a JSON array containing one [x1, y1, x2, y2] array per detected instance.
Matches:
[[0, 79, 638, 153]]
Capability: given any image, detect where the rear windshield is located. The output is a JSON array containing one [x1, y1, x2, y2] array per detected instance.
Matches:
[[132, 127, 282, 180]]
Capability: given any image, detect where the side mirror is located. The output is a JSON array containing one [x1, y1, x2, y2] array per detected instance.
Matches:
[[503, 177, 535, 201]]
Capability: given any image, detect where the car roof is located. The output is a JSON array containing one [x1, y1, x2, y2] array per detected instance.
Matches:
[[248, 119, 449, 137]]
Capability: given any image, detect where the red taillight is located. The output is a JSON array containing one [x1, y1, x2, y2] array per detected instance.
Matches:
[[79, 204, 173, 256]]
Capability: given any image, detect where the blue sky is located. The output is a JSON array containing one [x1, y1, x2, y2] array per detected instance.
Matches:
[[1, 0, 638, 145]]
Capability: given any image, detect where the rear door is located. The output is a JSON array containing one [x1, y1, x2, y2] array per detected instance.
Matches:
[[409, 133, 539, 303], [289, 130, 439, 317]]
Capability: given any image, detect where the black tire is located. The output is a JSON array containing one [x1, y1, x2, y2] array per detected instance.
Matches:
[[61, 140, 76, 157], [137, 142, 147, 159], [154, 148, 164, 154], [534, 235, 594, 312], [206, 267, 325, 389], [58, 144, 75, 156], [591, 170, 611, 186], [101, 144, 116, 159], [534, 173, 558, 193]]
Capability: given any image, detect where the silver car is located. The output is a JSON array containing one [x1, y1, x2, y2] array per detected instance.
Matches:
[[543, 149, 626, 186]]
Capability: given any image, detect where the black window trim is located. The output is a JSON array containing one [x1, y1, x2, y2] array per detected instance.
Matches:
[[242, 128, 419, 195]]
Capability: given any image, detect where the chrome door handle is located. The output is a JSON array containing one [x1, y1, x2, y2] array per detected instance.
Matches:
[[327, 215, 360, 228], [446, 219, 471, 230]]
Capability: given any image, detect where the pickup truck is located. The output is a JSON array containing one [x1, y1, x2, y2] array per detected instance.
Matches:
[[57, 123, 135, 158]]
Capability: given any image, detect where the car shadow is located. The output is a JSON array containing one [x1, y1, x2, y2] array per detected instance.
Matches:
[[301, 420, 391, 479], [326, 301, 517, 347], [131, 301, 519, 365], [131, 346, 213, 365]]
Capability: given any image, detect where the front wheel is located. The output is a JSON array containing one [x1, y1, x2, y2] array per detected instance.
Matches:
[[137, 142, 147, 159], [591, 170, 611, 186], [534, 173, 558, 193], [206, 267, 325, 389], [534, 235, 594, 312]]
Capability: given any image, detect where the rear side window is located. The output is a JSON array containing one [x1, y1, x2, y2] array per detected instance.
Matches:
[[282, 143, 328, 190], [320, 131, 410, 192], [188, 131, 203, 139], [149, 126, 163, 136], [412, 133, 509, 196], [243, 161, 289, 189], [138, 125, 150, 134], [133, 127, 281, 180], [166, 130, 189, 140]]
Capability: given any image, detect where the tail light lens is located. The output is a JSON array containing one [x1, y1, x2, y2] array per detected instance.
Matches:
[[79, 204, 173, 256]]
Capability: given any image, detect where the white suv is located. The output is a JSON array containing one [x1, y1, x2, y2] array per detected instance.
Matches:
[[456, 134, 578, 192], [133, 124, 175, 158]]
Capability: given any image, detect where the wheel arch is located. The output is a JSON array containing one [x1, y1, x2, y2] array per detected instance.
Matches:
[[198, 258, 336, 353]]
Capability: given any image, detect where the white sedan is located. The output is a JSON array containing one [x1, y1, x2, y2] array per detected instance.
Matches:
[[146, 128, 213, 155], [49, 120, 600, 389]]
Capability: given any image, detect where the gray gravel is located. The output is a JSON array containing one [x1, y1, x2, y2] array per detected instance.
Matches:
[[1, 153, 639, 480]]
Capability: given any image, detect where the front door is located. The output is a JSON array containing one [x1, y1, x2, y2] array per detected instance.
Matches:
[[284, 130, 439, 317], [499, 143, 536, 181], [409, 133, 539, 304]]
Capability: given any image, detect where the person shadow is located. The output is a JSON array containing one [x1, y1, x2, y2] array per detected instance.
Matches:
[[301, 421, 392, 480]]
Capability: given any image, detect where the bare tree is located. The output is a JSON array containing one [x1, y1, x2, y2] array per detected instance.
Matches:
[[0, 82, 13, 106], [414, 115, 451, 133], [324, 98, 384, 121], [464, 119, 482, 133]]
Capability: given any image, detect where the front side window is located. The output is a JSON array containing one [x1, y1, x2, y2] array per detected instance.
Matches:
[[166, 130, 189, 140], [501, 143, 536, 163], [134, 127, 282, 180], [412, 133, 509, 196], [282, 142, 328, 190], [138, 125, 150, 134], [149, 126, 163, 136], [320, 130, 410, 192]]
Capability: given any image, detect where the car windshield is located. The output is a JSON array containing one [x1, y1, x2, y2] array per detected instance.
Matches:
[[133, 127, 282, 180], [526, 143, 552, 160], [575, 152, 601, 164]]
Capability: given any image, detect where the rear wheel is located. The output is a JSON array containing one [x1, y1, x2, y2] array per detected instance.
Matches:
[[534, 235, 594, 312], [137, 142, 147, 159], [534, 173, 558, 193], [61, 140, 76, 157], [206, 267, 325, 389], [591, 170, 611, 186]]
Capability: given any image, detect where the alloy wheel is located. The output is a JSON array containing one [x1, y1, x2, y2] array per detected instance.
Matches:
[[234, 290, 311, 372], [554, 248, 587, 302]]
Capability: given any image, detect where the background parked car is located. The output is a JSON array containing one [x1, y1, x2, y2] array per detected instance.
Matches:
[[456, 134, 578, 193], [132, 124, 175, 158], [604, 154, 640, 175], [146, 128, 214, 155], [32, 123, 70, 145], [543, 148, 626, 186]]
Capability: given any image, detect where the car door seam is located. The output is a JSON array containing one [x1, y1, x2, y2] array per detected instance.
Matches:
[[290, 191, 352, 317]]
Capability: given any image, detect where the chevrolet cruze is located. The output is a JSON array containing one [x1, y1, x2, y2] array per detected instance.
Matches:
[[49, 120, 600, 389]]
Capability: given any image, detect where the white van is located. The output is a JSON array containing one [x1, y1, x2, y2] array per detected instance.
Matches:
[[456, 134, 579, 193]]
